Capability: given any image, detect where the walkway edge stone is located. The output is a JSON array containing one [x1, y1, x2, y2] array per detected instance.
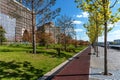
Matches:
[[38, 47, 89, 80]]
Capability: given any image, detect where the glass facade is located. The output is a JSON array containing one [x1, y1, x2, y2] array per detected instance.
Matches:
[[114, 39, 120, 45], [0, 13, 16, 41]]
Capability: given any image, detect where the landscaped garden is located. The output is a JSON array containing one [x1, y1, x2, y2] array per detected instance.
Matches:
[[0, 43, 87, 80]]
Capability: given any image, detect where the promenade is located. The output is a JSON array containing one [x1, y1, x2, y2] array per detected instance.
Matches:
[[89, 47, 120, 80], [40, 46, 120, 80]]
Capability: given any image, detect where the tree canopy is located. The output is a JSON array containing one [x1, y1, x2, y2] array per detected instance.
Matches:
[[0, 26, 6, 45], [75, 0, 120, 75]]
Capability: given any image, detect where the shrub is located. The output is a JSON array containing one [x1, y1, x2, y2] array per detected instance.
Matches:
[[67, 44, 75, 52], [50, 44, 62, 56], [0, 49, 13, 52]]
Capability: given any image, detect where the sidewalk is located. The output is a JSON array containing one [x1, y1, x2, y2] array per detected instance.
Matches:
[[51, 47, 91, 80], [89, 47, 120, 80]]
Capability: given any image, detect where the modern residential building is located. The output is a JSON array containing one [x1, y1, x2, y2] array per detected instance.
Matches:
[[37, 22, 60, 43], [0, 0, 33, 42], [114, 39, 120, 45]]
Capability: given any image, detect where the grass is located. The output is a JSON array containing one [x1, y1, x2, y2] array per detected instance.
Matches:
[[0, 44, 87, 80]]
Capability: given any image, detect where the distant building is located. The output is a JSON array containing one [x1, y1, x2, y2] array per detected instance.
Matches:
[[114, 39, 120, 45], [37, 22, 60, 43], [0, 0, 33, 42]]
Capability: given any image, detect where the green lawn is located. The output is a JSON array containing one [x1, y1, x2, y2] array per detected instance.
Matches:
[[0, 44, 87, 80]]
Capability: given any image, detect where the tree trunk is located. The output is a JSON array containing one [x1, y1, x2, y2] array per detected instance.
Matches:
[[103, 0, 108, 75], [96, 25, 99, 57], [104, 21, 108, 75], [64, 31, 67, 51], [57, 48, 61, 56], [95, 27, 99, 57], [91, 43, 96, 55], [32, 0, 36, 54], [0, 39, 2, 45], [95, 12, 99, 57]]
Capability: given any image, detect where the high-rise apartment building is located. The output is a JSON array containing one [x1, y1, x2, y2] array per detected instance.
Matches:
[[0, 0, 33, 42]]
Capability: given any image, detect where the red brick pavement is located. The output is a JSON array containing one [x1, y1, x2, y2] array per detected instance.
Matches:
[[52, 47, 91, 80]]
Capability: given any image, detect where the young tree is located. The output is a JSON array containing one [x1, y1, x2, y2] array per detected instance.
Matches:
[[36, 32, 54, 46], [84, 20, 103, 55], [84, 10, 105, 56], [101, 0, 120, 75], [56, 15, 75, 51], [75, 0, 120, 75], [22, 30, 30, 42], [0, 26, 6, 45]]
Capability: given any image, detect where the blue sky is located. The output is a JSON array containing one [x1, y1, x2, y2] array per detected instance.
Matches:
[[53, 0, 120, 42], [53, 0, 89, 41]]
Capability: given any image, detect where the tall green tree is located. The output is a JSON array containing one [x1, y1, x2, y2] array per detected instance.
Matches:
[[87, 11, 104, 55], [84, 21, 103, 47], [101, 0, 120, 75], [75, 0, 120, 75], [0, 26, 6, 45]]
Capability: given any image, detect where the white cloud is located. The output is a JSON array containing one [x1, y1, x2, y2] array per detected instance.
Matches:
[[76, 15, 82, 18], [98, 21, 120, 42], [76, 12, 89, 18], [72, 20, 82, 24], [99, 30, 120, 42], [75, 29, 83, 32], [82, 12, 89, 17], [108, 24, 114, 28], [108, 21, 120, 28], [108, 30, 120, 41], [78, 36, 89, 41], [109, 30, 120, 35], [115, 20, 120, 27]]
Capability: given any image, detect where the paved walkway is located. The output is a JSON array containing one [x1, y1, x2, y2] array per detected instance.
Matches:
[[51, 47, 91, 80], [89, 47, 120, 80]]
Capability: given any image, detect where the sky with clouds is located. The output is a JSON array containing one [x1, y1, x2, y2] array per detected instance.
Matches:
[[53, 0, 120, 42]]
